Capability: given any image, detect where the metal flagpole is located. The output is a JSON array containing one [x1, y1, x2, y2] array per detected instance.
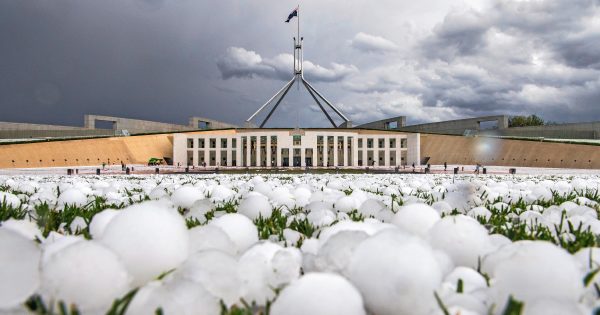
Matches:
[[245, 5, 352, 128]]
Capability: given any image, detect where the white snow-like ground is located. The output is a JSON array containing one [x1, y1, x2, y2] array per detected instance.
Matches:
[[1, 172, 600, 314]]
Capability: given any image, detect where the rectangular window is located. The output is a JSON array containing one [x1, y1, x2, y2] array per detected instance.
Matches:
[[401, 138, 407, 148], [199, 138, 205, 149], [367, 138, 373, 149], [378, 138, 385, 148], [187, 139, 194, 148], [232, 138, 237, 148], [271, 135, 278, 144], [358, 138, 363, 148], [221, 138, 227, 149], [209, 138, 216, 149], [293, 135, 302, 146], [389, 138, 396, 148]]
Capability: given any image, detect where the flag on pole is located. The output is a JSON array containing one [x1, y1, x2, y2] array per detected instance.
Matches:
[[285, 6, 298, 23]]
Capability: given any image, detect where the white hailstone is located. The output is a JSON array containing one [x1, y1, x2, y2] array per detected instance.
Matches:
[[209, 213, 258, 253], [210, 185, 235, 202], [443, 192, 471, 213], [238, 195, 272, 220], [0, 229, 41, 310], [239, 242, 302, 303], [441, 293, 487, 315], [521, 299, 587, 315], [428, 215, 493, 268], [149, 186, 168, 200], [467, 206, 492, 221], [431, 201, 453, 215], [318, 221, 385, 246], [300, 238, 320, 255], [89, 209, 119, 239], [173, 250, 241, 307], [185, 199, 214, 223], [41, 235, 84, 264], [271, 273, 366, 315], [314, 230, 369, 275], [574, 247, 600, 272], [490, 241, 584, 308], [0, 219, 42, 241], [69, 216, 87, 233], [188, 225, 236, 255], [0, 191, 21, 207], [41, 241, 130, 313], [489, 234, 511, 249], [254, 182, 272, 196], [444, 267, 487, 294], [127, 279, 220, 315], [391, 203, 440, 237], [559, 201, 578, 212], [283, 228, 301, 246], [348, 229, 442, 315], [358, 199, 385, 217], [293, 187, 312, 206], [334, 196, 358, 213], [171, 185, 204, 209], [57, 188, 87, 208], [306, 208, 336, 227], [569, 205, 597, 219], [531, 186, 552, 201], [100, 202, 189, 286]]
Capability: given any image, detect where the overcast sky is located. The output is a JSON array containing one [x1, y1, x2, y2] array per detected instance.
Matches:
[[1, 0, 599, 127]]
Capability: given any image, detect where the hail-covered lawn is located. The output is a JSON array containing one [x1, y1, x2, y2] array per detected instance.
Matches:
[[1, 173, 600, 315]]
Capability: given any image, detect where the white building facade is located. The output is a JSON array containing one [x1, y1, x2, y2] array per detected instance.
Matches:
[[173, 129, 420, 168]]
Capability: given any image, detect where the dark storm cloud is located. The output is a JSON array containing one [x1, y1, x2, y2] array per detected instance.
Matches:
[[1, 0, 599, 127]]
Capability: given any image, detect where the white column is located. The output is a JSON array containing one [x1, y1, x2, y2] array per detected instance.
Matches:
[[235, 136, 241, 167], [256, 135, 262, 166], [215, 138, 221, 167], [396, 137, 401, 166], [322, 134, 328, 167], [266, 135, 271, 167], [246, 137, 251, 167], [384, 136, 390, 167], [343, 136, 349, 167], [333, 135, 338, 167], [353, 136, 359, 167]]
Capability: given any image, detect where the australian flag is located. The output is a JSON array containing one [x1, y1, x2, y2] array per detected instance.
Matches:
[[285, 7, 298, 23]]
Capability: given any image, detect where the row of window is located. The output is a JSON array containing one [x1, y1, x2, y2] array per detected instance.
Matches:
[[187, 135, 408, 149]]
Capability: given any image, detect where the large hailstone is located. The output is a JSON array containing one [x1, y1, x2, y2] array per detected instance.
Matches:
[[0, 191, 21, 207], [171, 186, 204, 209], [428, 215, 493, 268], [188, 225, 236, 256], [209, 213, 258, 253], [314, 230, 369, 275], [238, 195, 272, 220], [88, 209, 120, 239], [0, 229, 41, 310], [0, 219, 43, 241], [41, 241, 131, 312], [358, 199, 386, 217], [127, 279, 219, 315], [172, 249, 241, 306], [238, 242, 302, 304], [270, 273, 366, 315], [57, 188, 88, 208], [489, 241, 584, 308], [347, 229, 442, 315], [334, 196, 359, 213], [100, 202, 189, 286], [391, 203, 440, 237]]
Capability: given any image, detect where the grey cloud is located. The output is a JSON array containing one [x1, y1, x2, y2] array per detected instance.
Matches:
[[349, 32, 398, 53], [217, 47, 357, 83], [421, 9, 490, 61]]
